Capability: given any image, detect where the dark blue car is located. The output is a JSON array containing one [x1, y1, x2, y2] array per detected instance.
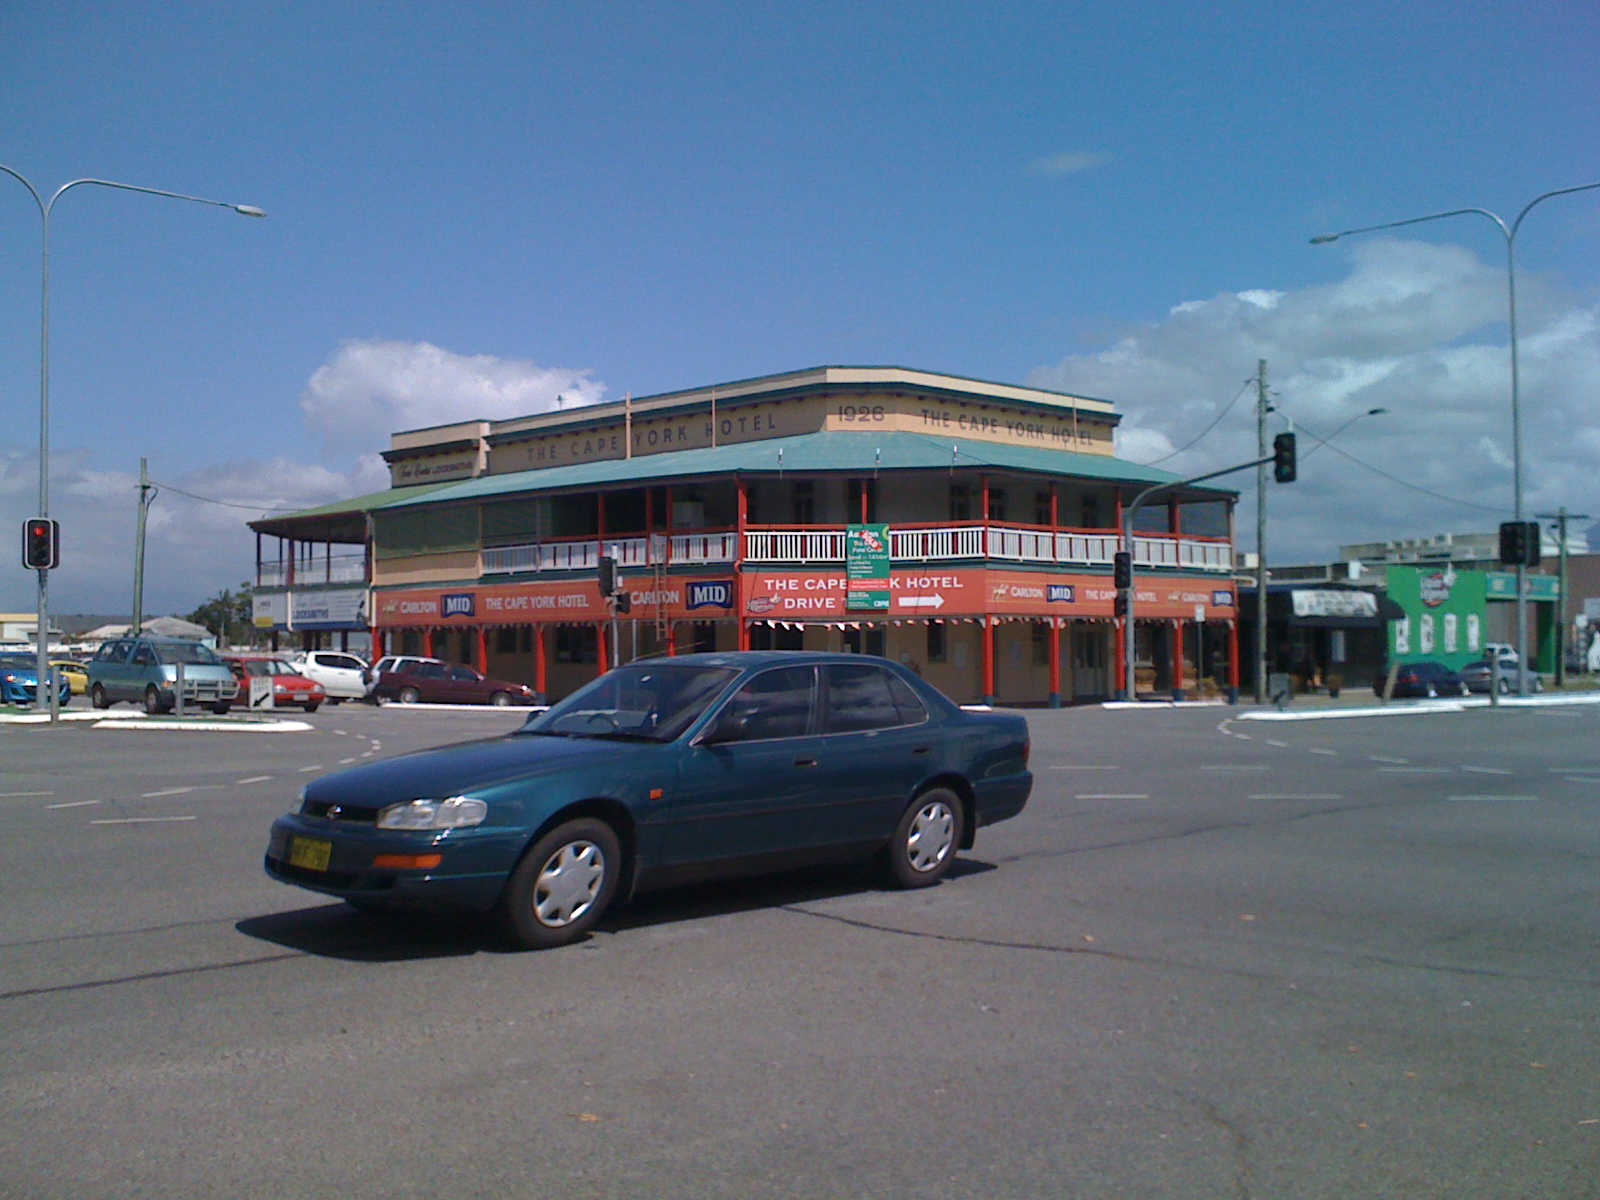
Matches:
[[266, 651, 1032, 949]]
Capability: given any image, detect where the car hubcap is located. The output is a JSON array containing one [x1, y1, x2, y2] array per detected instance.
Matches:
[[533, 841, 606, 927], [906, 801, 954, 872]]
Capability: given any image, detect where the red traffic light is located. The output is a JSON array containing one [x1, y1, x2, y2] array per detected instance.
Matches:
[[22, 518, 59, 570]]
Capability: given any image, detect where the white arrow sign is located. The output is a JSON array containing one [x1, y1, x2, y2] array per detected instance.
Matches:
[[900, 594, 946, 609]]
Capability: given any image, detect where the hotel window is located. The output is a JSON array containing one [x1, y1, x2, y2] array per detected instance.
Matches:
[[791, 481, 815, 523], [926, 622, 947, 663]]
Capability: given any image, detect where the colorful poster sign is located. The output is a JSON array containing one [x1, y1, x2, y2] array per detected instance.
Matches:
[[845, 524, 891, 611], [1384, 565, 1487, 670]]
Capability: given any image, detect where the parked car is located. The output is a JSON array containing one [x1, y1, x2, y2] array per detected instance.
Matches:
[[223, 655, 327, 712], [0, 654, 73, 707], [1460, 656, 1544, 695], [364, 655, 436, 689], [88, 637, 240, 714], [1372, 660, 1468, 699], [373, 658, 535, 706], [293, 650, 372, 702], [50, 658, 89, 696], [265, 652, 1033, 948]]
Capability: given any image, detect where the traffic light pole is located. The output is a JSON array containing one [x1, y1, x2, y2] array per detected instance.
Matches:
[[1121, 452, 1278, 703]]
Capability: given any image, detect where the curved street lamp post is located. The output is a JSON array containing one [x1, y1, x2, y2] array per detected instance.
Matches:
[[0, 167, 264, 720], [1312, 183, 1600, 696]]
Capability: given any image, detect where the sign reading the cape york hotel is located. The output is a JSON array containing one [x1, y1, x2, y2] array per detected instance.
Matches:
[[484, 389, 1113, 475]]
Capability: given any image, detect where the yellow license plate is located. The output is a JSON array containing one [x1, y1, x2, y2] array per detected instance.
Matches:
[[288, 836, 332, 872]]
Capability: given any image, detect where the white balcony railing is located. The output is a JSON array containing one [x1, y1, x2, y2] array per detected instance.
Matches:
[[478, 524, 1232, 577]]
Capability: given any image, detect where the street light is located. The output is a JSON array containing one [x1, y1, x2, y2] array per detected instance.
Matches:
[[1312, 183, 1600, 696], [0, 167, 264, 720]]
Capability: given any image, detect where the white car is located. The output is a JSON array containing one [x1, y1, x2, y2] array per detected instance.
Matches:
[[294, 651, 373, 702]]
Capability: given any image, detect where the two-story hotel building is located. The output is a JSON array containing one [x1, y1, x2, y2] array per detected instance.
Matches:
[[250, 366, 1239, 704]]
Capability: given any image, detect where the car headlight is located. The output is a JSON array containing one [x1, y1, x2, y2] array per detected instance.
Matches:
[[376, 796, 488, 831]]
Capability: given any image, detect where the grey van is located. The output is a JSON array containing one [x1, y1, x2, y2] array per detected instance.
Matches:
[[88, 637, 240, 714]]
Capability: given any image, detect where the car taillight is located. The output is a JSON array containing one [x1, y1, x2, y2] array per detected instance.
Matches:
[[1022, 741, 1031, 766]]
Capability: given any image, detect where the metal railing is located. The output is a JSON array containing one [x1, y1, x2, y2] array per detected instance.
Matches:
[[256, 553, 368, 587], [474, 523, 1231, 577]]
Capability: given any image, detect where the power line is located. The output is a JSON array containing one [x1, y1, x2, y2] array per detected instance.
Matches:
[[148, 479, 308, 513], [1140, 378, 1256, 465], [1287, 424, 1509, 515]]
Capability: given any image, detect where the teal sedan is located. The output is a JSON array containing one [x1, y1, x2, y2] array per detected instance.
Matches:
[[265, 651, 1032, 949]]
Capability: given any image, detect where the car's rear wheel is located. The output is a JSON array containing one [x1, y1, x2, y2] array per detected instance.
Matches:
[[90, 683, 110, 709], [883, 788, 963, 889], [490, 691, 511, 706], [499, 818, 621, 950], [144, 686, 168, 715], [1425, 682, 1439, 698], [398, 686, 421, 705]]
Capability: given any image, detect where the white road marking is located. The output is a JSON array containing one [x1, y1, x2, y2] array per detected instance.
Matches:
[[1370, 755, 1409, 764], [1202, 765, 1269, 771], [299, 765, 322, 773], [140, 786, 195, 798], [0, 790, 54, 798], [360, 751, 375, 757], [1249, 793, 1343, 800], [1051, 765, 1119, 770], [1547, 766, 1600, 773], [1265, 739, 1289, 747], [47, 799, 100, 809], [338, 757, 357, 764], [1557, 776, 1600, 784], [1460, 766, 1513, 775], [235, 775, 273, 784], [1308, 748, 1338, 756], [1075, 793, 1149, 800], [1234, 734, 1252, 740], [1446, 795, 1539, 803], [1380, 767, 1452, 774], [90, 815, 198, 825]]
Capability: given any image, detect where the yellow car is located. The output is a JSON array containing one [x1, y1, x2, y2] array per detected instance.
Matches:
[[50, 659, 89, 696]]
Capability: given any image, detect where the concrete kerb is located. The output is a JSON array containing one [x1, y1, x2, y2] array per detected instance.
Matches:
[[0, 709, 310, 732], [378, 702, 548, 715], [1239, 691, 1600, 722]]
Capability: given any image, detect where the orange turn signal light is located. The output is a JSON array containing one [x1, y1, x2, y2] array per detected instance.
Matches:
[[372, 853, 443, 870], [649, 788, 664, 801]]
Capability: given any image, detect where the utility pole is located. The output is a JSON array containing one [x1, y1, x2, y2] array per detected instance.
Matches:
[[131, 457, 156, 636], [1254, 360, 1269, 704], [1535, 506, 1588, 688]]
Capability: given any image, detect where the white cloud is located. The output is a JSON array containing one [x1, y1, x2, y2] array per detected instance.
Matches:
[[1027, 151, 1109, 176], [300, 339, 607, 453], [1029, 239, 1600, 561]]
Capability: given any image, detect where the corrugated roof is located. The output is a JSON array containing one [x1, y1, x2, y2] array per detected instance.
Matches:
[[380, 431, 1235, 508]]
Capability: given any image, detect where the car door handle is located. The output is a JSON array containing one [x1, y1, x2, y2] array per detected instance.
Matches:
[[793, 756, 818, 767], [913, 745, 932, 755]]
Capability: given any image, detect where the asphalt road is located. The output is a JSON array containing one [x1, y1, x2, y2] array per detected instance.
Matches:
[[2, 700, 1597, 1199]]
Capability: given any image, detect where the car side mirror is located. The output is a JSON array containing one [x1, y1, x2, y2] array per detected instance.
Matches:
[[699, 709, 749, 746]]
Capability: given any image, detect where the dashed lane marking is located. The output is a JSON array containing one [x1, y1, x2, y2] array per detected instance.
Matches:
[[235, 775, 272, 785], [1379, 767, 1452, 774], [47, 799, 99, 809], [1201, 765, 1269, 771], [1249, 793, 1343, 800], [90, 815, 198, 825], [140, 786, 195, 798], [1446, 795, 1539, 803], [1460, 766, 1513, 775], [338, 757, 357, 764], [1075, 793, 1149, 800], [298, 765, 322, 773], [0, 790, 54, 799], [1050, 765, 1119, 770], [1308, 748, 1337, 756], [1265, 739, 1289, 747], [1370, 755, 1409, 764]]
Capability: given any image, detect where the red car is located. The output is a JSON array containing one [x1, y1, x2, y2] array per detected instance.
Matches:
[[223, 655, 328, 712], [374, 659, 534, 706]]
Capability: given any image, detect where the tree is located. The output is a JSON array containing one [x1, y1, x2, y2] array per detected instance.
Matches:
[[188, 583, 256, 648]]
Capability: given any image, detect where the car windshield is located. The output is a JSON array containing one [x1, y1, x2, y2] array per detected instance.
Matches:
[[0, 655, 34, 671], [154, 642, 222, 666], [238, 659, 297, 677], [521, 664, 738, 742]]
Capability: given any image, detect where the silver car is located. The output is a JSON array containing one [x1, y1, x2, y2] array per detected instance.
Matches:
[[87, 637, 240, 714]]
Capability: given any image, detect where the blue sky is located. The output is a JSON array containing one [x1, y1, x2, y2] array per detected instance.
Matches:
[[2, 1, 1598, 616]]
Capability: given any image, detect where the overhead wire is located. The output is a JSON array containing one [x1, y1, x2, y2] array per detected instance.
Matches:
[[1139, 377, 1255, 465], [148, 480, 308, 513]]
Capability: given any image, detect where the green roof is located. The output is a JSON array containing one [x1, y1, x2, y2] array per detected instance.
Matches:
[[249, 481, 459, 541], [381, 431, 1235, 508]]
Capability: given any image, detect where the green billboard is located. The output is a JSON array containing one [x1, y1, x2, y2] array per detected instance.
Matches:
[[1384, 565, 1488, 670], [845, 524, 891, 611]]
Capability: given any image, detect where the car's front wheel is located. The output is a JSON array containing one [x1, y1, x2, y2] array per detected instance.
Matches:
[[90, 683, 110, 709], [499, 819, 621, 950], [144, 686, 168, 715], [211, 702, 232, 715], [490, 691, 511, 706], [398, 687, 421, 705], [884, 788, 964, 889], [303, 701, 320, 713]]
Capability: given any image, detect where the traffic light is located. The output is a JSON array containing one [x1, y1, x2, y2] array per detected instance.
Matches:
[[1113, 551, 1133, 590], [1113, 593, 1129, 619], [615, 592, 632, 614], [22, 518, 59, 570], [1499, 520, 1541, 567], [598, 555, 618, 596], [1273, 432, 1297, 483]]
